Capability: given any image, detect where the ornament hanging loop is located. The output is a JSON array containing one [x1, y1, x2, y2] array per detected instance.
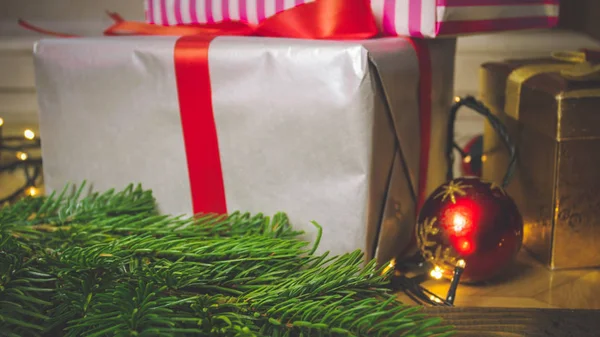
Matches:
[[446, 96, 517, 188]]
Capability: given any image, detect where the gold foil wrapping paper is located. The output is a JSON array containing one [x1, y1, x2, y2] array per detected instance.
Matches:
[[481, 55, 600, 269]]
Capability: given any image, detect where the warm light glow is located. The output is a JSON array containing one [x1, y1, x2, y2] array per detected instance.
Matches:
[[0, 117, 4, 127], [429, 295, 443, 303], [452, 213, 467, 233], [430, 266, 443, 280], [456, 259, 466, 269], [444, 201, 476, 236], [24, 129, 35, 140], [26, 186, 39, 197], [444, 201, 479, 256], [454, 96, 461, 103], [382, 258, 396, 275], [457, 238, 474, 254], [481, 155, 487, 162], [16, 152, 28, 161], [463, 155, 471, 164]]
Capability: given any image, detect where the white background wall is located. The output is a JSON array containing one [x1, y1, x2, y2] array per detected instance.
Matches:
[[0, 0, 145, 32], [0, 1, 144, 129]]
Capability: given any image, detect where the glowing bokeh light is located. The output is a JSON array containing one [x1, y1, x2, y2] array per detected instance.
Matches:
[[430, 266, 443, 280], [24, 129, 35, 140], [452, 213, 467, 233], [457, 238, 474, 254]]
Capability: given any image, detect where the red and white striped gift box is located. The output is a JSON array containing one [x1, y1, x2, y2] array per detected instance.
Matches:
[[144, 0, 559, 38]]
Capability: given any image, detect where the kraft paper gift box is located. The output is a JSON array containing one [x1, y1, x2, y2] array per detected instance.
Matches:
[[34, 35, 456, 263], [481, 51, 600, 269], [145, 0, 559, 38]]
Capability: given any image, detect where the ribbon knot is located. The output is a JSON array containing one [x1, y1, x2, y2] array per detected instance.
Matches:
[[551, 49, 600, 81]]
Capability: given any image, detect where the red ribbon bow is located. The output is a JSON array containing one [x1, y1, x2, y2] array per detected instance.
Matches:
[[21, 0, 379, 40], [21, 0, 432, 218]]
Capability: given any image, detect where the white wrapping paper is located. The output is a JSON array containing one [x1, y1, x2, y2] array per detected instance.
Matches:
[[34, 36, 455, 262]]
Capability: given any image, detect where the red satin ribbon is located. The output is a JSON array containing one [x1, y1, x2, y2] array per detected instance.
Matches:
[[401, 38, 432, 257], [174, 36, 228, 214], [407, 39, 432, 213], [21, 0, 432, 219], [170, 0, 379, 214]]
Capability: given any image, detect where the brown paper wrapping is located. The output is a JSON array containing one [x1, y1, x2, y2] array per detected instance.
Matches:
[[481, 54, 600, 269]]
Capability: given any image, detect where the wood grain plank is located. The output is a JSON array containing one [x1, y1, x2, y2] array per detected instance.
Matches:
[[423, 307, 600, 337]]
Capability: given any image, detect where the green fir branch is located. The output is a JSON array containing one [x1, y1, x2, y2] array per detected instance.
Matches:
[[0, 183, 455, 337], [0, 240, 54, 337]]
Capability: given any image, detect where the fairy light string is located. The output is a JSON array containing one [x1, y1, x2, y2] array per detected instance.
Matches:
[[0, 117, 43, 204], [394, 95, 517, 307]]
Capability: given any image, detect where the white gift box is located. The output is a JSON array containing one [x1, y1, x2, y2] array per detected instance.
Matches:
[[34, 36, 455, 262]]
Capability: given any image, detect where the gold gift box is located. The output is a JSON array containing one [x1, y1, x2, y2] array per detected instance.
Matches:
[[481, 52, 600, 270]]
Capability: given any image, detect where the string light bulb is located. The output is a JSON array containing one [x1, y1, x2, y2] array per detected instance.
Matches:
[[445, 259, 466, 305], [382, 258, 396, 275], [429, 266, 443, 280], [26, 186, 39, 197], [0, 117, 4, 127], [429, 295, 443, 304], [24, 129, 35, 140], [16, 151, 28, 161]]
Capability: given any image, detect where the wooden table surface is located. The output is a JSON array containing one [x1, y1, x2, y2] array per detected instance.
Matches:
[[394, 249, 600, 336], [423, 307, 600, 336]]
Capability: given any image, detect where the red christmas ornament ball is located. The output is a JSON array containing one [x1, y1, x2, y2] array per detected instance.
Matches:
[[416, 177, 523, 283]]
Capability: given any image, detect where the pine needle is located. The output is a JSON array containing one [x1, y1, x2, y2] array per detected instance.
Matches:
[[0, 183, 454, 336]]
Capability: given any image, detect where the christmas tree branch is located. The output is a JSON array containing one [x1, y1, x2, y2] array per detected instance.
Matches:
[[0, 183, 455, 337]]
